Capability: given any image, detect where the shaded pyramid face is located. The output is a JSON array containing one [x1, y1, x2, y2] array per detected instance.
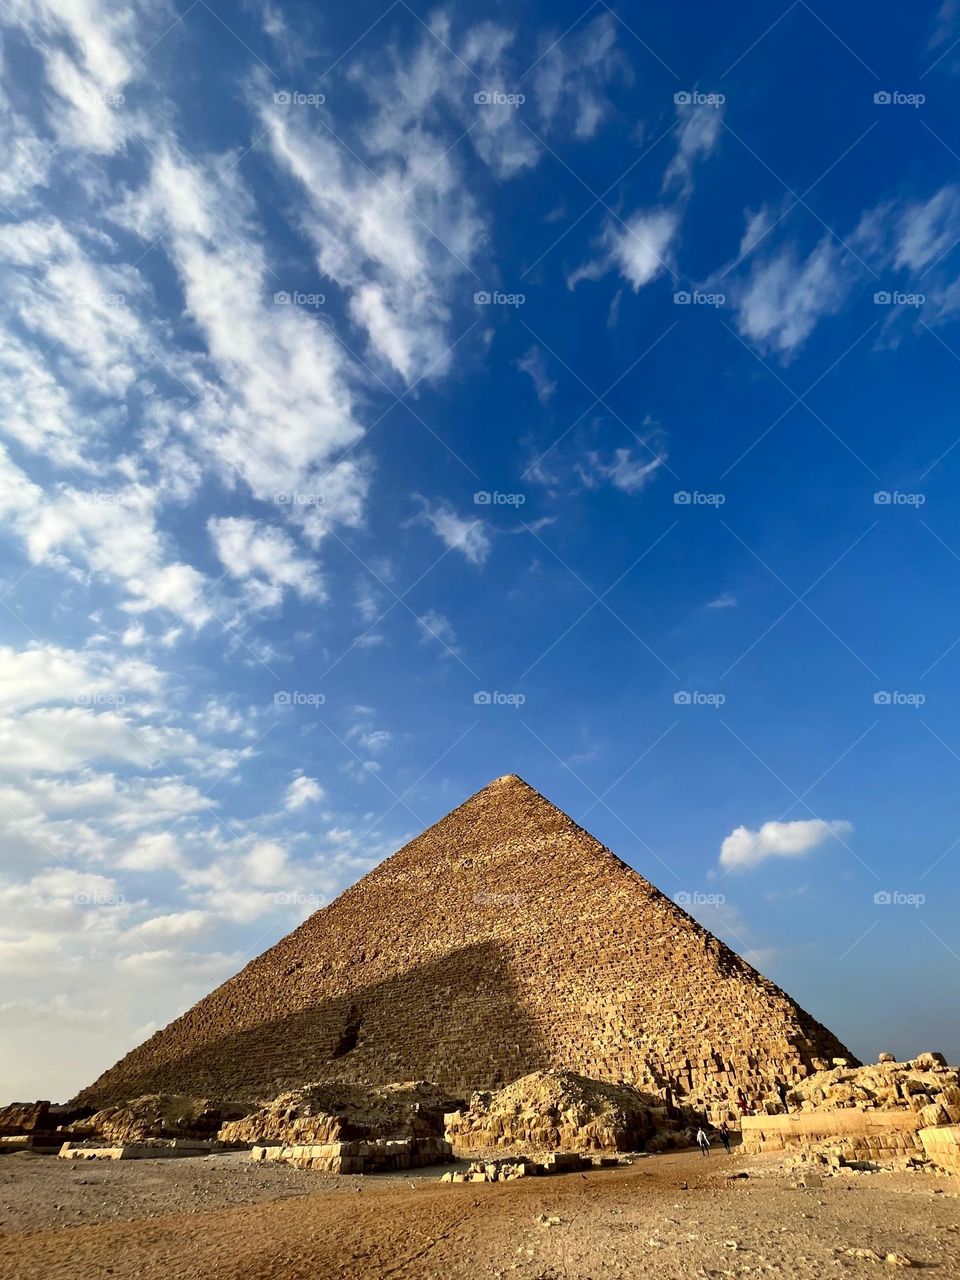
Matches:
[[76, 775, 854, 1108]]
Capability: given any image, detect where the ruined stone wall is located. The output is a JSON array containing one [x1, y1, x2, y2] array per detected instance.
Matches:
[[919, 1124, 960, 1176], [741, 1110, 924, 1159], [77, 776, 853, 1110], [0, 1102, 50, 1135]]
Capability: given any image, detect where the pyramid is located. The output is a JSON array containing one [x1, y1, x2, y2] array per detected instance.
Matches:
[[76, 775, 855, 1109]]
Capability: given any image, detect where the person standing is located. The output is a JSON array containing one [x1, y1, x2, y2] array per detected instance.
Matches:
[[696, 1127, 711, 1157], [776, 1080, 789, 1112], [718, 1122, 732, 1153]]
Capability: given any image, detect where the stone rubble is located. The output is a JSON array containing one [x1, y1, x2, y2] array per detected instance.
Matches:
[[250, 1135, 453, 1174], [741, 1054, 960, 1169], [218, 1080, 452, 1149], [444, 1070, 672, 1154], [440, 1151, 632, 1183]]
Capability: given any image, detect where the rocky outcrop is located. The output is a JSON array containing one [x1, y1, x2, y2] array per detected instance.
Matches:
[[76, 1095, 255, 1146], [445, 1070, 668, 1154], [0, 1102, 51, 1135], [219, 1080, 453, 1148]]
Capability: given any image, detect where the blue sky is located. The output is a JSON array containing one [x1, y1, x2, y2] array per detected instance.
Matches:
[[2, 0, 960, 1102]]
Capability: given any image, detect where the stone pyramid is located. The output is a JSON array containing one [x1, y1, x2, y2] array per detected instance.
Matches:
[[77, 775, 854, 1109]]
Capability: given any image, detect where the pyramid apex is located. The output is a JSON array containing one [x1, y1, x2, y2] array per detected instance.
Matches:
[[485, 773, 532, 788]]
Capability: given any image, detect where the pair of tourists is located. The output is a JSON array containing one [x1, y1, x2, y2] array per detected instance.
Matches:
[[696, 1123, 731, 1155]]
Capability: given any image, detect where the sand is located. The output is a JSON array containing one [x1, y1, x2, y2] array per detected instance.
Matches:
[[1, 1147, 958, 1280]]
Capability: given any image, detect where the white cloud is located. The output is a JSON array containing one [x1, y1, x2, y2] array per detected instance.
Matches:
[[0, 643, 160, 713], [416, 608, 459, 651], [663, 102, 723, 195], [707, 591, 737, 609], [732, 236, 852, 356], [416, 499, 490, 565], [348, 726, 392, 755], [118, 832, 185, 873], [569, 209, 678, 292], [3, 0, 144, 155], [113, 141, 370, 540], [261, 97, 482, 384], [856, 186, 960, 278], [130, 910, 209, 941], [530, 13, 627, 142], [719, 818, 852, 871], [578, 446, 666, 494], [284, 774, 324, 811], [516, 345, 556, 404], [209, 516, 323, 610]]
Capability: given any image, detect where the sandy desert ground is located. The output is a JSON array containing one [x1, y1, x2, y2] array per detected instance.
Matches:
[[0, 1147, 958, 1280]]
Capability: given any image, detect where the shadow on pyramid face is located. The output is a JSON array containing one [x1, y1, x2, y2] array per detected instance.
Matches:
[[80, 942, 551, 1105]]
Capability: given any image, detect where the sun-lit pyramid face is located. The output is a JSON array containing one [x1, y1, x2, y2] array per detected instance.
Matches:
[[75, 776, 855, 1109]]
